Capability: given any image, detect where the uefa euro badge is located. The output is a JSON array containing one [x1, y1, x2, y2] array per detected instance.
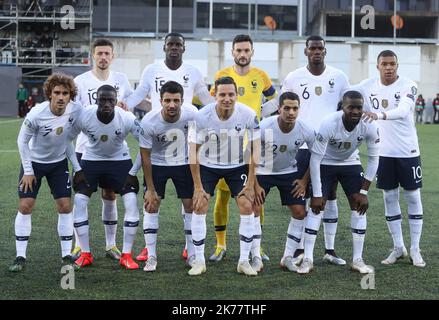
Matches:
[[238, 87, 245, 96], [101, 135, 108, 142], [55, 127, 63, 135], [382, 99, 389, 108], [343, 142, 351, 149], [315, 86, 322, 96], [279, 145, 287, 153]]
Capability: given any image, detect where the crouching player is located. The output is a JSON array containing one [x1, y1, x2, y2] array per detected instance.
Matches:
[[138, 81, 198, 272], [10, 73, 82, 272], [254, 92, 315, 273], [298, 90, 380, 274], [71, 85, 142, 270]]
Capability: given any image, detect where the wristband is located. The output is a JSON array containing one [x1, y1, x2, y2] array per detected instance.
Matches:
[[359, 189, 368, 195]]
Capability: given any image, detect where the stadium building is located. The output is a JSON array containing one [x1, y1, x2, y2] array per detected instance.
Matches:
[[1, 0, 438, 118]]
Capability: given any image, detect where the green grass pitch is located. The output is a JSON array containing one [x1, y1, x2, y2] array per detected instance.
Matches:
[[0, 117, 438, 300]]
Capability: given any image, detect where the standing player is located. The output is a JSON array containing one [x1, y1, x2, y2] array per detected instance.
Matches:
[[124, 32, 214, 262], [209, 34, 277, 263], [72, 38, 134, 260], [278, 35, 350, 266], [71, 85, 141, 270], [297, 90, 380, 274], [360, 50, 426, 267], [188, 76, 260, 276], [139, 81, 198, 272], [9, 73, 82, 272], [254, 92, 315, 272]]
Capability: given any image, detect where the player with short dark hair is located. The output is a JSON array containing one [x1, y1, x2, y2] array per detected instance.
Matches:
[[72, 38, 134, 261], [188, 76, 260, 276], [209, 34, 277, 264], [297, 90, 380, 274], [125, 33, 214, 262], [360, 50, 426, 267], [255, 91, 314, 272], [71, 85, 142, 270], [139, 81, 198, 272]]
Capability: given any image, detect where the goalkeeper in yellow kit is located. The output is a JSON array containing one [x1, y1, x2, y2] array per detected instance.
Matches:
[[209, 34, 277, 262]]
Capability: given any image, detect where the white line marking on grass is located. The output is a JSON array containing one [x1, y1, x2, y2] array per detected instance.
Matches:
[[0, 150, 18, 153], [0, 119, 22, 125]]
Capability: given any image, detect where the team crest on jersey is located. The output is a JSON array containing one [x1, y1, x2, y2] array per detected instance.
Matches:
[[115, 129, 122, 135], [235, 123, 243, 132], [279, 145, 287, 153], [382, 99, 389, 108], [68, 116, 74, 125], [55, 127, 63, 135], [294, 139, 302, 146], [357, 136, 364, 143], [251, 80, 258, 93], [101, 135, 108, 142], [238, 87, 245, 96], [343, 142, 351, 149], [394, 92, 401, 101], [316, 133, 324, 142], [114, 84, 120, 93], [183, 74, 190, 85], [24, 119, 32, 128], [328, 79, 335, 93], [315, 86, 322, 96]]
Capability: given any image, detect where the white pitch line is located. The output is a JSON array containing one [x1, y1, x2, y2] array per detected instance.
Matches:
[[0, 150, 18, 153], [0, 119, 22, 125]]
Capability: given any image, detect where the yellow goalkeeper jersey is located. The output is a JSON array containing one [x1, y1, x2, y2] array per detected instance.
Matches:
[[211, 66, 276, 118]]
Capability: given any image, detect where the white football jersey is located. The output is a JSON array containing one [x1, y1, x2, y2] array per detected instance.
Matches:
[[310, 111, 380, 197], [73, 106, 140, 161], [139, 103, 198, 166], [125, 61, 211, 110], [17, 101, 82, 175], [191, 102, 260, 169], [355, 76, 419, 158], [281, 65, 349, 148], [74, 70, 133, 154], [312, 111, 380, 166], [257, 116, 315, 175]]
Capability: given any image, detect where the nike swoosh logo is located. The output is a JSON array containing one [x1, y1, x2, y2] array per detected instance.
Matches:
[[300, 83, 308, 86], [371, 94, 377, 96], [87, 88, 97, 92], [415, 179, 422, 183], [155, 77, 163, 80], [67, 185, 72, 189]]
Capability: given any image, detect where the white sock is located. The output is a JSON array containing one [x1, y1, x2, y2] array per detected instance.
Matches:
[[73, 193, 90, 252], [404, 189, 423, 250], [303, 210, 322, 261], [144, 211, 159, 258], [102, 199, 118, 249], [181, 204, 187, 250], [239, 214, 255, 262], [283, 217, 304, 258], [58, 212, 73, 257], [250, 215, 262, 259], [15, 211, 31, 258], [323, 199, 338, 250], [122, 193, 139, 254], [191, 213, 207, 263], [296, 215, 307, 251], [384, 188, 405, 248], [351, 210, 367, 261], [184, 212, 194, 258], [73, 206, 87, 249]]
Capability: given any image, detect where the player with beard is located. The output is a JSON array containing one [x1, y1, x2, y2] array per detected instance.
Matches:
[[209, 34, 276, 265], [124, 33, 214, 263]]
